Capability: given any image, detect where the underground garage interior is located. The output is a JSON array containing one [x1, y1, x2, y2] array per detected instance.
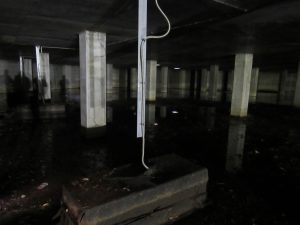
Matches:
[[0, 0, 300, 224]]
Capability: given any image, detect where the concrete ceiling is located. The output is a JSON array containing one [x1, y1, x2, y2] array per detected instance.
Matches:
[[1, 0, 300, 70]]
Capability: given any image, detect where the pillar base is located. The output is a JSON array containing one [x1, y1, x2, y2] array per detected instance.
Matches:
[[81, 126, 106, 139]]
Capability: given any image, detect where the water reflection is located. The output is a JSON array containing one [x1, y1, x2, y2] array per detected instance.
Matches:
[[146, 104, 156, 125], [160, 106, 167, 119], [107, 106, 113, 123], [206, 107, 216, 131], [226, 118, 246, 173]]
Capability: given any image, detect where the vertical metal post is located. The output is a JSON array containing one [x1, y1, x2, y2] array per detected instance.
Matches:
[[19, 56, 24, 77], [137, 0, 147, 138]]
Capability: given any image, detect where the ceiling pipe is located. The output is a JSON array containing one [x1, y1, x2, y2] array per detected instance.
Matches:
[[212, 0, 248, 12]]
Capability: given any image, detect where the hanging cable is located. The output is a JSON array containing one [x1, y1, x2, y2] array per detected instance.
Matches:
[[145, 0, 171, 40], [139, 0, 171, 170]]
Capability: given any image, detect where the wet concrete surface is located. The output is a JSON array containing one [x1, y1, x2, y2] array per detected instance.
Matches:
[[0, 93, 300, 225]]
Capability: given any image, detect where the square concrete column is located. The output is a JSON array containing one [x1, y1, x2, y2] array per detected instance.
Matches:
[[178, 69, 190, 98], [36, 48, 51, 100], [146, 60, 157, 101], [249, 68, 259, 103], [118, 68, 128, 100], [209, 65, 219, 101], [23, 59, 33, 90], [160, 66, 168, 98], [64, 65, 80, 90], [294, 62, 300, 107], [279, 70, 289, 105], [230, 54, 253, 117], [39, 53, 51, 100], [107, 64, 121, 101], [201, 69, 210, 100], [79, 31, 106, 137]]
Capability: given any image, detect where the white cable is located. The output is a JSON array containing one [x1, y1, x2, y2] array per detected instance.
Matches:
[[140, 0, 171, 170], [140, 39, 149, 170], [145, 0, 171, 40]]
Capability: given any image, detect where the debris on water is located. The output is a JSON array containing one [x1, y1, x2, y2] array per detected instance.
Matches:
[[42, 203, 49, 208], [21, 194, 26, 199], [37, 182, 48, 190], [122, 187, 130, 192]]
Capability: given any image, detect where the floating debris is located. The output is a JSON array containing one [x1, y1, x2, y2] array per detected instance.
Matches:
[[20, 194, 26, 199], [37, 182, 48, 190]]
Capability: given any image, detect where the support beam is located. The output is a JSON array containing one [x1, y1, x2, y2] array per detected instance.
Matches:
[[20, 58, 33, 91], [146, 60, 157, 101], [294, 62, 300, 107], [279, 70, 288, 105], [107, 64, 121, 101], [178, 69, 190, 98], [160, 66, 168, 98], [209, 65, 219, 101], [79, 31, 106, 137], [119, 68, 128, 100], [189, 70, 196, 99], [230, 54, 253, 117], [249, 68, 259, 103], [36, 46, 51, 100], [201, 69, 210, 101]]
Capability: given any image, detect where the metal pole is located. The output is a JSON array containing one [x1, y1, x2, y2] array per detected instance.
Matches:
[[137, 0, 147, 138]]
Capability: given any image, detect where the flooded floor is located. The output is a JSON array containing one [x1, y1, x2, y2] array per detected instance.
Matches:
[[0, 93, 300, 225]]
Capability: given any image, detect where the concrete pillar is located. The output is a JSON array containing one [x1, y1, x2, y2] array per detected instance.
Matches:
[[227, 70, 234, 102], [107, 64, 120, 101], [201, 69, 210, 100], [294, 62, 300, 107], [146, 60, 157, 101], [23, 59, 33, 90], [279, 70, 289, 105], [209, 65, 219, 101], [226, 119, 246, 173], [79, 31, 106, 137], [178, 69, 190, 98], [119, 68, 128, 100], [130, 68, 137, 98], [160, 106, 167, 118], [250, 68, 259, 103], [62, 65, 72, 89], [230, 54, 253, 117], [160, 66, 168, 98], [194, 70, 200, 99], [39, 53, 51, 100]]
